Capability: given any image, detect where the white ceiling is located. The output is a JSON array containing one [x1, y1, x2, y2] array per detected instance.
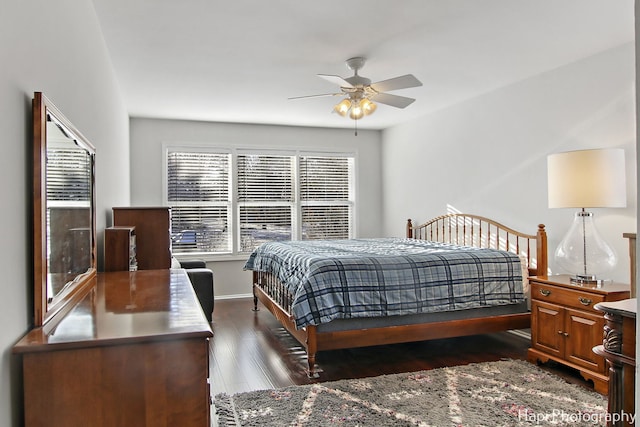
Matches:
[[92, 0, 634, 130]]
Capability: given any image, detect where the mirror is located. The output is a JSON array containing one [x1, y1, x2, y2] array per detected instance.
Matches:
[[33, 92, 97, 327]]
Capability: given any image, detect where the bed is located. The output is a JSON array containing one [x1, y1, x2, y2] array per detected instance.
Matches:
[[247, 213, 548, 377]]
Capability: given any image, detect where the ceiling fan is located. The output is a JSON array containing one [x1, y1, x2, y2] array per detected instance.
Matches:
[[289, 57, 422, 122]]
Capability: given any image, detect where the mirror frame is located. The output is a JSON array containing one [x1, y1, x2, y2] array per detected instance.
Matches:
[[33, 92, 97, 327]]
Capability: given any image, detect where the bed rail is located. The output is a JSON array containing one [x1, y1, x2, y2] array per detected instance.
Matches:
[[407, 214, 547, 277]]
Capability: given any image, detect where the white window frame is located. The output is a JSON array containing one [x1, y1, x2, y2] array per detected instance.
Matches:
[[163, 144, 357, 260]]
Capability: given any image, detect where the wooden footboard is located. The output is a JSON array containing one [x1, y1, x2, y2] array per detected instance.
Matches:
[[253, 271, 531, 378], [252, 272, 319, 376]]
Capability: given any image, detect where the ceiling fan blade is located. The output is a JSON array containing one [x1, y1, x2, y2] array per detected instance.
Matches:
[[288, 93, 343, 100], [370, 74, 422, 93], [317, 74, 354, 88], [370, 92, 416, 109]]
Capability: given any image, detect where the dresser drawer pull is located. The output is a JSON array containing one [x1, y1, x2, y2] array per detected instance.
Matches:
[[539, 289, 551, 297], [578, 297, 592, 306]]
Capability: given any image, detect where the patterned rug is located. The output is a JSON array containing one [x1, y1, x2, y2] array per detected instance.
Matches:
[[214, 359, 609, 426]]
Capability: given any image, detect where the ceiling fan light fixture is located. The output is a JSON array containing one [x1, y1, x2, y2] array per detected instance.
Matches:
[[290, 57, 422, 129], [334, 97, 377, 121]]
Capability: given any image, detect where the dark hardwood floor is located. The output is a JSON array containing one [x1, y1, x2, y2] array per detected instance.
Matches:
[[209, 298, 598, 397]]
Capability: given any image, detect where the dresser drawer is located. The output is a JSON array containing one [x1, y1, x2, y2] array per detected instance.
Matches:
[[530, 281, 604, 313]]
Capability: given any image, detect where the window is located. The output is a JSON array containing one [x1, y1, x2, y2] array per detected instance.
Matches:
[[167, 151, 231, 254], [166, 147, 355, 257], [300, 155, 353, 240], [238, 154, 294, 252]]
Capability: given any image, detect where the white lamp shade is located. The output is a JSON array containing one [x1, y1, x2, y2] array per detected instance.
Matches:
[[547, 148, 626, 209]]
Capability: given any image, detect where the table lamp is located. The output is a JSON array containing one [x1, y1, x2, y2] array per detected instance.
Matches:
[[547, 148, 626, 284]]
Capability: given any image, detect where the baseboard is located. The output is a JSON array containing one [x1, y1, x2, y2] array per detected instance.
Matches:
[[508, 329, 531, 340], [215, 293, 253, 301]]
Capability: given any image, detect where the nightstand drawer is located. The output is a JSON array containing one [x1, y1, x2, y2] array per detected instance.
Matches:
[[530, 282, 604, 313]]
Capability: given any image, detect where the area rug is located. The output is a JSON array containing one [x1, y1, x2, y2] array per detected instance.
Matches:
[[214, 359, 610, 426]]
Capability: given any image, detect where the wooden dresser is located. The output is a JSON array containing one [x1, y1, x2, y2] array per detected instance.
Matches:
[[113, 207, 172, 270], [13, 269, 213, 427]]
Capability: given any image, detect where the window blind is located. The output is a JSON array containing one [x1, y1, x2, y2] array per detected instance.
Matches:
[[166, 149, 355, 256], [167, 152, 229, 202], [237, 154, 293, 201], [300, 156, 352, 201], [300, 156, 353, 240], [237, 154, 294, 252], [47, 148, 92, 202], [239, 206, 292, 252], [167, 151, 231, 253], [301, 205, 351, 240]]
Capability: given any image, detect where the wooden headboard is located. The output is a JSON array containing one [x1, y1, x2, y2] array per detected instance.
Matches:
[[407, 213, 548, 277]]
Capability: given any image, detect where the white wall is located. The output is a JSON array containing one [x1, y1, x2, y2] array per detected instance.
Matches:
[[635, 0, 639, 414], [382, 42, 636, 283], [0, 1, 130, 425], [129, 118, 382, 297]]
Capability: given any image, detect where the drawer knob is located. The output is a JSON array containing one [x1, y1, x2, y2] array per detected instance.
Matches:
[[539, 289, 551, 297], [578, 297, 592, 306]]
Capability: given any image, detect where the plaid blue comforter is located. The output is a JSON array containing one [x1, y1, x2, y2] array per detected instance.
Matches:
[[245, 238, 524, 329]]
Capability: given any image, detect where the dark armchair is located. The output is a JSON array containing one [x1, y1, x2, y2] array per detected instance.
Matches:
[[179, 260, 214, 322]]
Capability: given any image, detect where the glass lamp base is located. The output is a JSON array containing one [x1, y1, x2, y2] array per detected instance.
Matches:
[[555, 210, 617, 281], [570, 274, 599, 285]]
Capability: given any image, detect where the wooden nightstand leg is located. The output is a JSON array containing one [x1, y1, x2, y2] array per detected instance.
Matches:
[[582, 373, 608, 395], [527, 348, 549, 365]]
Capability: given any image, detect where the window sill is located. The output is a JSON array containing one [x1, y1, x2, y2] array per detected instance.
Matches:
[[174, 253, 251, 263]]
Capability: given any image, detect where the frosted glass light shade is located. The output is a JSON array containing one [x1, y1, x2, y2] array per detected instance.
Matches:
[[360, 99, 377, 116], [349, 103, 364, 120], [333, 99, 351, 117]]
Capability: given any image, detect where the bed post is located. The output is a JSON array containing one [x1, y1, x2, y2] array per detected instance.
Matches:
[[306, 326, 319, 378], [535, 224, 548, 278], [252, 271, 259, 311], [406, 219, 413, 238]]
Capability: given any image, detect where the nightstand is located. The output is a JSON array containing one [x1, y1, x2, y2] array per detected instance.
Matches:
[[527, 274, 630, 394]]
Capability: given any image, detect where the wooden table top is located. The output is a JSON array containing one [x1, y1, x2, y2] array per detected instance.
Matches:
[[531, 274, 631, 295], [594, 298, 637, 318], [14, 269, 213, 353]]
